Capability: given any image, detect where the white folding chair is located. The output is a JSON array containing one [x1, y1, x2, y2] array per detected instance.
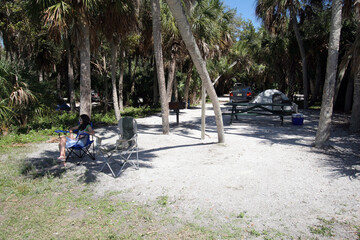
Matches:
[[98, 117, 139, 177]]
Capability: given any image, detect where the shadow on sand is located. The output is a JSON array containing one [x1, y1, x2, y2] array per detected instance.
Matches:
[[23, 107, 359, 182]]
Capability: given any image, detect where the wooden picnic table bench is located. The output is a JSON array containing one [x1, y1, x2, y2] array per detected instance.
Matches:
[[223, 102, 295, 125]]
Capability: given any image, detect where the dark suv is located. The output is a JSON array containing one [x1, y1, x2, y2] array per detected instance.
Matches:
[[229, 83, 252, 103]]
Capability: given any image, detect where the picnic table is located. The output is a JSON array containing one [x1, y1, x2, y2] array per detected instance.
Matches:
[[223, 102, 295, 125]]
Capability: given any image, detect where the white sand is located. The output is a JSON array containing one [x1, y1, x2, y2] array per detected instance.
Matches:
[[29, 102, 360, 238]]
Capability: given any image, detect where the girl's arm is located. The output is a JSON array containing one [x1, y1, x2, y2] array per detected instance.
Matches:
[[69, 125, 79, 134], [87, 125, 95, 136]]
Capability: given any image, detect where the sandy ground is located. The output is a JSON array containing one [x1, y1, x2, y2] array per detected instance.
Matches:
[[28, 101, 360, 239]]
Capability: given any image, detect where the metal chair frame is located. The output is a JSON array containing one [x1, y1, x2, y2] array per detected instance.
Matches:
[[98, 117, 139, 177]]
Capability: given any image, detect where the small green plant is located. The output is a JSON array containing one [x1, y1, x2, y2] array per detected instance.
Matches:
[[157, 195, 169, 207], [309, 225, 334, 237], [309, 217, 335, 237], [249, 228, 261, 237], [236, 211, 246, 219]]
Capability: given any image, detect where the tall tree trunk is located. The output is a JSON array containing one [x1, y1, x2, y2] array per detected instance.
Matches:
[[152, 0, 169, 134], [130, 54, 139, 104], [313, 53, 322, 102], [350, 3, 360, 132], [350, 73, 360, 132], [56, 72, 61, 100], [65, 36, 76, 111], [344, 77, 354, 113], [174, 77, 178, 101], [118, 46, 125, 111], [102, 55, 109, 112], [184, 62, 193, 108], [287, 61, 296, 100], [111, 40, 121, 121], [153, 60, 159, 106], [315, 0, 342, 147], [334, 54, 351, 104], [166, 53, 176, 102], [78, 10, 92, 117], [166, 0, 225, 143], [38, 70, 43, 82], [290, 7, 309, 109]]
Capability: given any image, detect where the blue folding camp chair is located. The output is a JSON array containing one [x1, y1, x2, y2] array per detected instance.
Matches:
[[55, 130, 96, 163]]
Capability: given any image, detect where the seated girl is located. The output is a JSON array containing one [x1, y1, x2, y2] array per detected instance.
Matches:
[[58, 114, 95, 166]]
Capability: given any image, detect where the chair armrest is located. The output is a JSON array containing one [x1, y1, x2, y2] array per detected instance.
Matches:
[[55, 130, 69, 134]]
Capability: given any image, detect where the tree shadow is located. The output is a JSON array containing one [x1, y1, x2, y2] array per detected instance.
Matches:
[[217, 107, 360, 179], [23, 123, 215, 182]]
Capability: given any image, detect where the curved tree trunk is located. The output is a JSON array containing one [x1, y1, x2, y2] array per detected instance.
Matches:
[[78, 10, 92, 117], [165, 0, 225, 143], [152, 0, 169, 134], [111, 40, 121, 121], [290, 8, 309, 109], [315, 0, 342, 147]]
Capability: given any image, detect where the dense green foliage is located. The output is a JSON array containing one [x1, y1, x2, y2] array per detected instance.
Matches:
[[0, 0, 359, 135]]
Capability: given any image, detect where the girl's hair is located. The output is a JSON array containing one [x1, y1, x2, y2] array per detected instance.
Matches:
[[79, 114, 91, 131]]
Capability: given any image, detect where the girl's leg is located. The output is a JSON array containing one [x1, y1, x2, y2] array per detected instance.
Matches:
[[58, 136, 67, 158]]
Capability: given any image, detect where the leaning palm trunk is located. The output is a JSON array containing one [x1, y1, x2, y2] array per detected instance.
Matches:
[[152, 0, 170, 134], [78, 10, 92, 117], [165, 0, 225, 143], [111, 40, 121, 121], [315, 0, 342, 147]]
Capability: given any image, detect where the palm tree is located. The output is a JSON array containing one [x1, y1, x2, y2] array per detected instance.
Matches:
[[160, 2, 180, 102], [152, 0, 170, 134], [314, 0, 343, 147], [35, 0, 98, 117], [165, 0, 225, 143], [255, 0, 309, 108], [99, 0, 137, 121]]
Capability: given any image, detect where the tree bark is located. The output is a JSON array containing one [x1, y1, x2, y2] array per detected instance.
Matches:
[[166, 0, 225, 143], [350, 73, 360, 132], [166, 53, 177, 102], [111, 40, 121, 121], [65, 36, 76, 111], [118, 47, 125, 111], [334, 55, 351, 105], [184, 62, 193, 108], [315, 0, 342, 147], [344, 77, 354, 113], [290, 7, 309, 109], [313, 53, 322, 102], [152, 0, 170, 134], [56, 71, 61, 100], [78, 9, 92, 117]]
